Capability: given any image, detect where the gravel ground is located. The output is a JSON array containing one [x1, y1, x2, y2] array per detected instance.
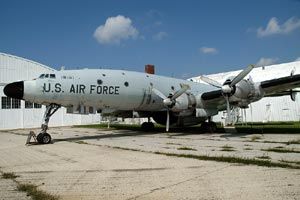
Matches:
[[0, 127, 299, 200]]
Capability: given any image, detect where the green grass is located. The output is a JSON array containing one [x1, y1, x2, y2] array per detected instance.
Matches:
[[74, 140, 88, 144], [17, 183, 59, 200], [279, 159, 300, 165], [256, 155, 271, 159], [220, 145, 236, 152], [177, 147, 197, 151], [235, 121, 300, 133], [166, 142, 182, 145], [262, 147, 300, 153], [286, 139, 300, 145], [0, 171, 59, 200], [1, 172, 19, 179], [153, 151, 300, 169], [112, 146, 142, 152]]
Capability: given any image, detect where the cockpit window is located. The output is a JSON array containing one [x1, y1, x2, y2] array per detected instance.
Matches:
[[45, 74, 49, 78], [50, 74, 56, 79], [39, 74, 45, 79]]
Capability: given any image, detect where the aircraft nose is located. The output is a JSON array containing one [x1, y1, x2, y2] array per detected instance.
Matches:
[[3, 81, 24, 99]]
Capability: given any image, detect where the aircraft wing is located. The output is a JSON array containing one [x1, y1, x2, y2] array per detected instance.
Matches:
[[260, 74, 300, 96], [201, 74, 300, 105]]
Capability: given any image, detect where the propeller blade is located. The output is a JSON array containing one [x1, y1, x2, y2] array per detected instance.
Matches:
[[230, 64, 254, 86], [166, 109, 170, 132], [225, 96, 231, 126], [171, 84, 190, 100], [200, 76, 222, 88], [152, 88, 167, 99]]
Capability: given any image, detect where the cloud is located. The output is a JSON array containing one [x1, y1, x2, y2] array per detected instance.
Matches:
[[257, 17, 300, 37], [93, 15, 139, 44], [199, 47, 218, 54], [153, 31, 168, 40], [295, 57, 300, 61], [256, 57, 278, 66]]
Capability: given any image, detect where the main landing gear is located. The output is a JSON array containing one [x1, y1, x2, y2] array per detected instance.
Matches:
[[200, 117, 217, 133], [36, 104, 60, 144], [141, 117, 154, 131]]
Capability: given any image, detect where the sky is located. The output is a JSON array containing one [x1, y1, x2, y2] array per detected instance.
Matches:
[[1, 0, 300, 78]]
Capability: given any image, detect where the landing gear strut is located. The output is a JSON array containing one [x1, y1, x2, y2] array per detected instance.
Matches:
[[36, 104, 60, 144]]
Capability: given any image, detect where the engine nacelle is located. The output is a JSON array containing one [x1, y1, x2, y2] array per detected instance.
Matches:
[[230, 80, 264, 107], [171, 93, 196, 112], [195, 108, 218, 118]]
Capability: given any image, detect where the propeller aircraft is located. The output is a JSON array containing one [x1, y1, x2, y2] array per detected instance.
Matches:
[[3, 65, 300, 144]]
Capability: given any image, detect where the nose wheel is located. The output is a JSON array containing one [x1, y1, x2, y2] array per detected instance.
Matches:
[[36, 132, 52, 144], [36, 104, 60, 144]]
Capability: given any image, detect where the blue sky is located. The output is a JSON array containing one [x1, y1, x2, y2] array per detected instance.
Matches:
[[1, 0, 300, 78]]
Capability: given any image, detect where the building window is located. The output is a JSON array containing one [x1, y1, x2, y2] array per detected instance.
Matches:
[[1, 97, 20, 109], [1, 97, 11, 109], [34, 103, 42, 108], [25, 101, 33, 108], [12, 98, 21, 109]]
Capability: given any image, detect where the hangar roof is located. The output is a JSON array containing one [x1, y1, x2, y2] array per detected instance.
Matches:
[[191, 61, 300, 84], [0, 52, 56, 84]]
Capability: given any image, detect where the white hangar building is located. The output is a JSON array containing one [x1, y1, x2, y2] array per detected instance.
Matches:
[[192, 61, 300, 123], [0, 53, 100, 130]]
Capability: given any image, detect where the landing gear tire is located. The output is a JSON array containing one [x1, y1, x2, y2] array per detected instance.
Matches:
[[201, 122, 217, 133], [141, 122, 154, 131], [36, 133, 52, 144]]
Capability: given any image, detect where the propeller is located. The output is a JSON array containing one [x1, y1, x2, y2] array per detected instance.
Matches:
[[152, 84, 190, 131], [200, 64, 255, 125]]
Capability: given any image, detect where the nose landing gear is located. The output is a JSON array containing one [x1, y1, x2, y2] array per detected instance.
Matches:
[[36, 104, 61, 144]]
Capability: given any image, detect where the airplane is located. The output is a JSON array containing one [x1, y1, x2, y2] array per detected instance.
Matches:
[[3, 64, 300, 144]]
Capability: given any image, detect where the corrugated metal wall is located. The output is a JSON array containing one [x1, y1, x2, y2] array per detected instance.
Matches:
[[0, 53, 100, 130]]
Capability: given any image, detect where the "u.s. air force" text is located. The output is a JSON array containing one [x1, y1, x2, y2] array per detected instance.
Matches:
[[43, 83, 120, 95]]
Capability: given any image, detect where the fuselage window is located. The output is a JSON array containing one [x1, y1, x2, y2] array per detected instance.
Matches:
[[171, 86, 175, 90], [124, 82, 129, 87], [102, 74, 106, 77], [97, 79, 103, 85], [62, 76, 66, 79]]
